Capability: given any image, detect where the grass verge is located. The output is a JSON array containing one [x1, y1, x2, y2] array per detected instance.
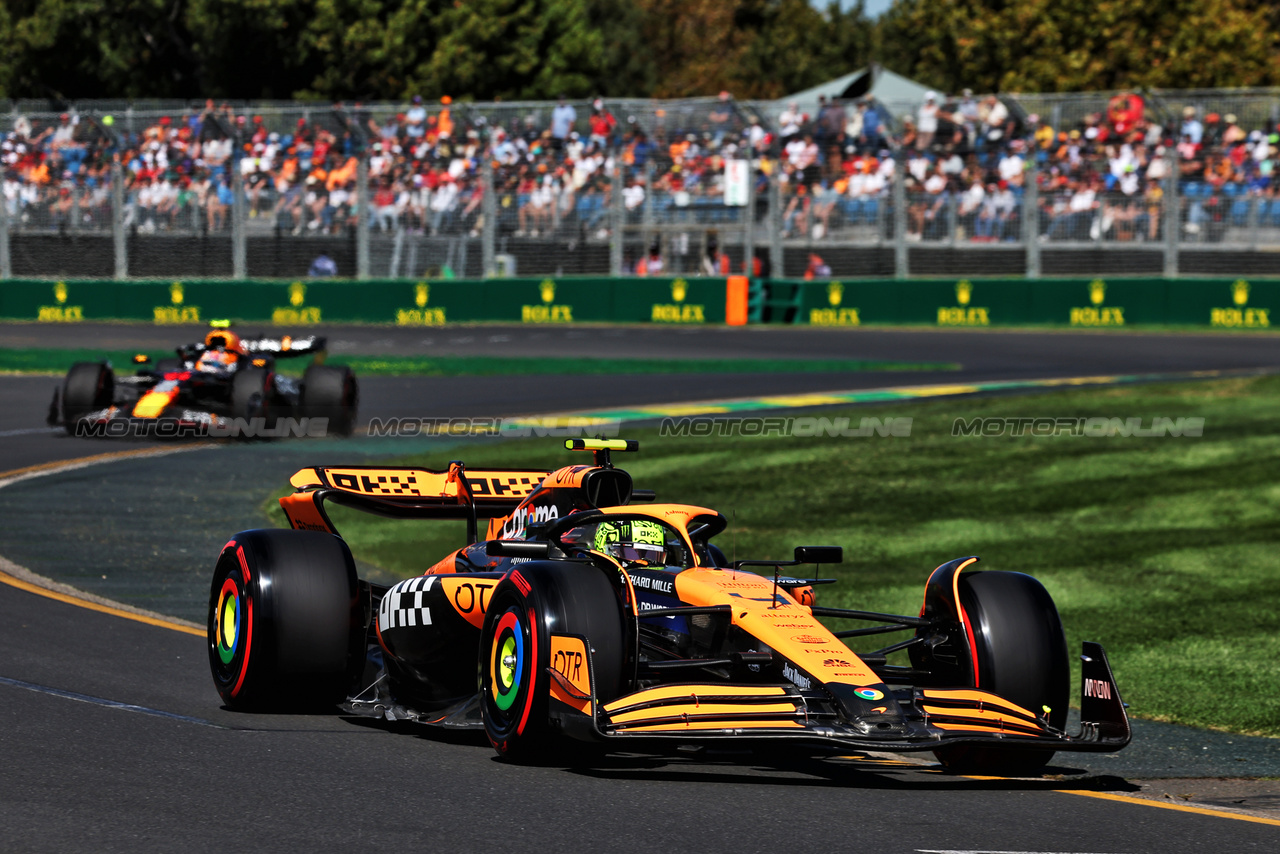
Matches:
[[264, 374, 1280, 736], [0, 347, 956, 377]]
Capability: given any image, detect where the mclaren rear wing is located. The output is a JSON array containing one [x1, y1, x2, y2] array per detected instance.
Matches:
[[280, 463, 551, 541]]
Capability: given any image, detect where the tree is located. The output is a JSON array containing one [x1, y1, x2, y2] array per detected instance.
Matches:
[[634, 0, 872, 99], [732, 0, 874, 100], [876, 0, 1280, 93]]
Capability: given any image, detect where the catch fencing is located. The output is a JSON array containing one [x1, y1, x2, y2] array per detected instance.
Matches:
[[7, 89, 1280, 281]]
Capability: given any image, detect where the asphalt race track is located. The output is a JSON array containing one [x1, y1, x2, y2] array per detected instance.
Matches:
[[3, 323, 1280, 852]]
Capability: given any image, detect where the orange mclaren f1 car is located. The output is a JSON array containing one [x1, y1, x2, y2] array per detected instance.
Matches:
[[208, 439, 1130, 772], [49, 322, 357, 438]]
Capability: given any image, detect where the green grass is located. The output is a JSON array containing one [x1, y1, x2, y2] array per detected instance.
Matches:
[[268, 355, 956, 377], [3, 347, 955, 377], [0, 348, 179, 374], [263, 374, 1280, 737]]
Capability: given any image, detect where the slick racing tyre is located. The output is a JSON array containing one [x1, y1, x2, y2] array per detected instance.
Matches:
[[208, 529, 362, 712], [301, 365, 358, 437], [934, 570, 1069, 776], [61, 361, 114, 434], [480, 562, 626, 762], [230, 366, 274, 427]]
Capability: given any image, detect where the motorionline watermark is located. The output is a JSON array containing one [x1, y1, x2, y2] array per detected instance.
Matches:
[[659, 416, 913, 438], [365, 417, 622, 438], [952, 416, 1205, 438], [75, 417, 331, 439]]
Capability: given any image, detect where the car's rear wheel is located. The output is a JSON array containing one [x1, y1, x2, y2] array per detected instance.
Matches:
[[480, 561, 626, 762], [301, 364, 358, 437], [208, 529, 362, 712], [230, 366, 274, 429], [62, 361, 114, 434], [933, 570, 1069, 776]]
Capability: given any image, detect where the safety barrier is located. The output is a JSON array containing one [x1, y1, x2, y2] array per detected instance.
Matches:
[[0, 275, 1272, 329], [0, 276, 749, 327], [759, 277, 1275, 329]]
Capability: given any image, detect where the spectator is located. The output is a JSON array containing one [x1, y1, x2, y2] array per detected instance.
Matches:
[[917, 91, 940, 151], [802, 252, 830, 279], [437, 96, 455, 139], [551, 95, 576, 150], [636, 238, 664, 275], [1107, 93, 1144, 137], [1181, 107, 1203, 145], [309, 253, 338, 277], [429, 173, 459, 234], [1046, 175, 1100, 240], [708, 92, 733, 146], [588, 100, 617, 149], [979, 96, 1011, 151], [373, 179, 399, 231], [783, 183, 811, 238], [405, 95, 426, 139], [957, 175, 985, 238], [778, 101, 802, 144], [956, 89, 980, 147]]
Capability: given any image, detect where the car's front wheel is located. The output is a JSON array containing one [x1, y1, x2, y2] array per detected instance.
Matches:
[[480, 561, 626, 761], [933, 570, 1069, 775]]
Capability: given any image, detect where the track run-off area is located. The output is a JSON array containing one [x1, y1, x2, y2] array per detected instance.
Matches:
[[2, 323, 1280, 852]]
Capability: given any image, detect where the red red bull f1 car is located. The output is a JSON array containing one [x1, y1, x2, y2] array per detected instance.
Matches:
[[208, 439, 1130, 773], [49, 323, 357, 438]]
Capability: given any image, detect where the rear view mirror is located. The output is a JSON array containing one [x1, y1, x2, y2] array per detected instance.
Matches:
[[486, 540, 550, 559], [794, 546, 842, 564]]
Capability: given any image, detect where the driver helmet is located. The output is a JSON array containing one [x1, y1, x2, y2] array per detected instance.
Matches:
[[197, 348, 238, 370], [204, 328, 246, 356], [593, 519, 667, 567]]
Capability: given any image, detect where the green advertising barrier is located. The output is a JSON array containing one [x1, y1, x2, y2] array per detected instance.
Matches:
[[793, 277, 1276, 329], [0, 276, 730, 326], [3, 276, 1272, 329]]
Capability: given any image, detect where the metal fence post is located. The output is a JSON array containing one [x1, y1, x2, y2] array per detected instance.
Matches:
[[232, 170, 247, 279], [641, 160, 654, 265], [0, 173, 9, 280], [1163, 146, 1179, 278], [743, 157, 756, 277], [1247, 194, 1260, 251], [893, 154, 908, 279], [112, 158, 127, 280], [609, 157, 623, 276], [1025, 160, 1040, 279], [356, 155, 370, 280], [768, 173, 782, 279], [482, 153, 496, 277]]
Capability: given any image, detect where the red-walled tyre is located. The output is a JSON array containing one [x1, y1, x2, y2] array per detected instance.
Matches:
[[208, 529, 362, 712], [934, 570, 1069, 776], [480, 561, 625, 761]]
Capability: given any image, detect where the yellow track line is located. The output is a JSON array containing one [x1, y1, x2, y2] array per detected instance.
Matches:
[[955, 772, 1280, 825], [0, 567, 203, 637], [0, 446, 212, 637], [1057, 787, 1280, 827], [0, 446, 193, 483]]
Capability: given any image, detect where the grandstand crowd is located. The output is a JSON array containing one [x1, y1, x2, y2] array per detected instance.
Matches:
[[3, 90, 1279, 248]]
